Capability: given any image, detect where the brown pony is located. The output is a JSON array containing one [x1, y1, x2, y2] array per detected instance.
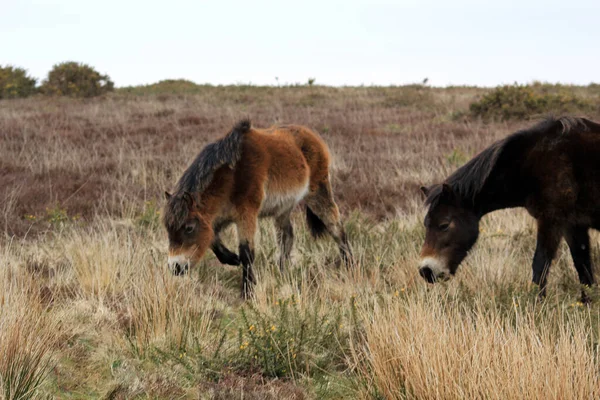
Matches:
[[419, 117, 600, 302], [163, 119, 352, 298]]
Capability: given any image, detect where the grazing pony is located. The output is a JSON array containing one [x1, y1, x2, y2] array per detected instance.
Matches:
[[163, 119, 352, 298], [419, 116, 600, 302]]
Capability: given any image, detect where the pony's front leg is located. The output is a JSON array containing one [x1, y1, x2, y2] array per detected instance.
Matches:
[[237, 216, 257, 299], [211, 240, 240, 266], [532, 219, 562, 298], [211, 221, 240, 266]]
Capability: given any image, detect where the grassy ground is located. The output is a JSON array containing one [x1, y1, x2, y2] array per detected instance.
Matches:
[[2, 84, 600, 399]]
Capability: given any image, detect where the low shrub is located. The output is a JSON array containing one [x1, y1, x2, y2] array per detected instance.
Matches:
[[119, 79, 204, 95], [470, 84, 595, 120]]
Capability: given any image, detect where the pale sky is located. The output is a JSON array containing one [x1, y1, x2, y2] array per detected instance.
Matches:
[[1, 0, 598, 87]]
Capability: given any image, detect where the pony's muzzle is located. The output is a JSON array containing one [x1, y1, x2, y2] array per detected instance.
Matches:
[[168, 256, 189, 276], [418, 257, 450, 283]]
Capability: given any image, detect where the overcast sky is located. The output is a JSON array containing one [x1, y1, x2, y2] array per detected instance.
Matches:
[[1, 0, 598, 87]]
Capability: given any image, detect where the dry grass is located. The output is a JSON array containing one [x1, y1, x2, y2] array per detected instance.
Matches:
[[356, 291, 600, 399], [1, 85, 600, 398]]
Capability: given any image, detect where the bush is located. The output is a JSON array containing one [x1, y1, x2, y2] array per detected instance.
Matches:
[[0, 66, 37, 99], [41, 62, 114, 98], [469, 84, 594, 121], [234, 297, 351, 379]]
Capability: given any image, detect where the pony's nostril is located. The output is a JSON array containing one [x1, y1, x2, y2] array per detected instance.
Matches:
[[171, 262, 189, 276], [419, 266, 436, 284], [172, 262, 182, 276]]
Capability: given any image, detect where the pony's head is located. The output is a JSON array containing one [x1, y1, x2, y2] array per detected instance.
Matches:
[[418, 184, 479, 283], [163, 191, 213, 275]]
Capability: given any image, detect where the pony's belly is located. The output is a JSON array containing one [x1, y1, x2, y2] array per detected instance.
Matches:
[[259, 183, 309, 217]]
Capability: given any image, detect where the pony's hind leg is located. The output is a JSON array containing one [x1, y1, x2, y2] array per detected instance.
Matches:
[[305, 181, 353, 266], [275, 210, 294, 273], [236, 213, 258, 299], [565, 225, 595, 303], [532, 218, 562, 298]]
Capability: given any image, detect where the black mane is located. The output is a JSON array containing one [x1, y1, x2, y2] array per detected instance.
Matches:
[[163, 119, 251, 230], [426, 116, 592, 207]]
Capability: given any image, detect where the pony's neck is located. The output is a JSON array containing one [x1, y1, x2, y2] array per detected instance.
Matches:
[[452, 141, 532, 218], [471, 146, 531, 218], [191, 168, 234, 226]]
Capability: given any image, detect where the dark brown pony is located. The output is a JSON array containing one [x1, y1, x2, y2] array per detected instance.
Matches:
[[419, 116, 600, 302], [163, 119, 352, 298]]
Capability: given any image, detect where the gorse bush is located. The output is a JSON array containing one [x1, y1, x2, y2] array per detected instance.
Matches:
[[40, 62, 114, 98], [235, 297, 351, 379], [470, 84, 594, 120], [0, 66, 37, 99]]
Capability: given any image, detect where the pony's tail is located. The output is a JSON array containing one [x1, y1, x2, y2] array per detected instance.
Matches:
[[306, 206, 328, 238]]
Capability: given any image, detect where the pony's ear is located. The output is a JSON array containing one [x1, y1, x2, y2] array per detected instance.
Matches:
[[441, 183, 458, 204], [164, 191, 172, 201], [182, 191, 196, 210]]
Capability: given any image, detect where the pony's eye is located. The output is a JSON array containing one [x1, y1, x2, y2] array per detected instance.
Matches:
[[184, 224, 194, 234], [439, 222, 450, 231]]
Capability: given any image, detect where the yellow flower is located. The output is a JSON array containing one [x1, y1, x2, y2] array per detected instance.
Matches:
[[400, 288, 405, 292], [293, 353, 297, 359], [270, 325, 276, 332], [249, 325, 255, 331], [394, 290, 399, 297]]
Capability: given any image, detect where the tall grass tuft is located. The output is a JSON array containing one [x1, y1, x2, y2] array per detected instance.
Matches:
[[0, 325, 51, 400]]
